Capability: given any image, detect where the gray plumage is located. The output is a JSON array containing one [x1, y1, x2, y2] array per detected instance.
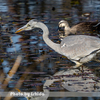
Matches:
[[15, 19, 100, 68], [60, 35, 100, 67]]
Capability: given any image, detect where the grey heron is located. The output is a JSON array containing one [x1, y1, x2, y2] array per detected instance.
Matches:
[[15, 19, 100, 68], [58, 20, 100, 38]]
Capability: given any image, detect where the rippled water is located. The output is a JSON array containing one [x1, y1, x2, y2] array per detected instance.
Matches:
[[0, 0, 100, 100]]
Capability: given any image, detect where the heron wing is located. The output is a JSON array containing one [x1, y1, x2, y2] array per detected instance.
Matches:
[[60, 35, 100, 61]]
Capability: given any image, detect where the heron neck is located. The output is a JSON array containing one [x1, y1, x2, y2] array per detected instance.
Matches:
[[37, 22, 61, 54]]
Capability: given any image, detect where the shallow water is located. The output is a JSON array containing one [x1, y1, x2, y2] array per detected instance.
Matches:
[[0, 0, 100, 100]]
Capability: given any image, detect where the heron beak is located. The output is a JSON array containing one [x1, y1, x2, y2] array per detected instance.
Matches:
[[15, 25, 27, 33]]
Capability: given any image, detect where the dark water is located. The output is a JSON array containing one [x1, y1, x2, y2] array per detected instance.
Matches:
[[0, 0, 100, 100]]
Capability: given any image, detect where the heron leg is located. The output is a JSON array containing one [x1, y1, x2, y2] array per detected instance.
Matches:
[[73, 63, 85, 78], [80, 65, 84, 78]]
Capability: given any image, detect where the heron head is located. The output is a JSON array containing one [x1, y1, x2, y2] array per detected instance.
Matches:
[[58, 20, 69, 31], [15, 19, 38, 33]]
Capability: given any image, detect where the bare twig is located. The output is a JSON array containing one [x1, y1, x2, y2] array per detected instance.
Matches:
[[3, 55, 22, 100]]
